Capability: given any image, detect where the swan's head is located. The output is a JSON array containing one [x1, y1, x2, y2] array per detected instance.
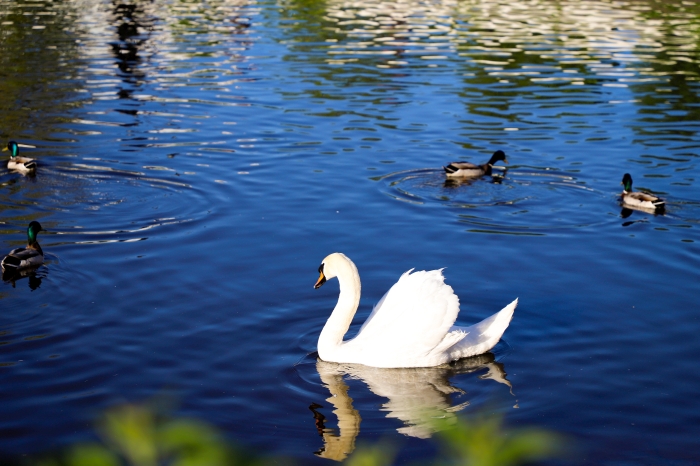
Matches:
[[314, 252, 354, 289], [315, 263, 328, 289]]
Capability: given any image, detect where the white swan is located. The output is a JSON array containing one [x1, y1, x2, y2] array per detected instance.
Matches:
[[314, 253, 517, 368]]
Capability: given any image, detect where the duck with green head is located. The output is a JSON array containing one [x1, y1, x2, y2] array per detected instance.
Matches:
[[4, 141, 37, 172], [444, 150, 508, 178], [620, 173, 665, 213], [1, 221, 45, 274]]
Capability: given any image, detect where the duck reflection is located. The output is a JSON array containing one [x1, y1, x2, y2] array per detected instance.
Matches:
[[443, 170, 507, 188], [620, 204, 664, 218], [2, 265, 45, 290], [310, 353, 512, 461], [620, 205, 664, 227]]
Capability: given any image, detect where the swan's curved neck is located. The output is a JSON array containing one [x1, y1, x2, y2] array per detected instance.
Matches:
[[318, 258, 361, 360]]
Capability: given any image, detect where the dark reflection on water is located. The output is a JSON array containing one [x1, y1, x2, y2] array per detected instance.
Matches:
[[1, 0, 700, 464], [109, 1, 155, 101], [2, 265, 46, 291]]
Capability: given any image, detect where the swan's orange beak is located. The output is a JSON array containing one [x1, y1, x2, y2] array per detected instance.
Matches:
[[314, 271, 327, 289]]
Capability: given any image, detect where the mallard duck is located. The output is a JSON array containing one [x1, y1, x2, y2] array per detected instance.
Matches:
[[1, 221, 45, 274], [313, 253, 517, 368], [620, 173, 665, 213], [444, 150, 508, 178], [4, 141, 37, 172]]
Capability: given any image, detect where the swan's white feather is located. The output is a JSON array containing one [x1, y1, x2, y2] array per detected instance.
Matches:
[[353, 269, 460, 364]]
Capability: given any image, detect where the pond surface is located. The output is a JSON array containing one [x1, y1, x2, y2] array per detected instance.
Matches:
[[1, 0, 699, 463]]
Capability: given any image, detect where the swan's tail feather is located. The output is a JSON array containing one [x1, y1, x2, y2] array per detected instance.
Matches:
[[447, 298, 517, 360], [476, 298, 517, 340]]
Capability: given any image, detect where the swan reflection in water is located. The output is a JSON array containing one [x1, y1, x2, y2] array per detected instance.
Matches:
[[310, 352, 513, 461]]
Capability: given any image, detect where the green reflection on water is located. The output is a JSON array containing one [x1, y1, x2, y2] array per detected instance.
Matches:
[[0, 0, 84, 141], [273, 0, 700, 140]]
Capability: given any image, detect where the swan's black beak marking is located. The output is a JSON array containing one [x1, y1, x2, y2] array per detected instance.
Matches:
[[314, 263, 327, 289]]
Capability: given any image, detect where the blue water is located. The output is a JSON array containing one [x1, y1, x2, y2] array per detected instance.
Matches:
[[1, 0, 700, 463]]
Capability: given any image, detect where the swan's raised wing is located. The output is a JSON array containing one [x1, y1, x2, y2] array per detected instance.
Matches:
[[355, 269, 460, 361]]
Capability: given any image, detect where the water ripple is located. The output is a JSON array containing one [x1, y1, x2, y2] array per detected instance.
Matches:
[[376, 167, 613, 233]]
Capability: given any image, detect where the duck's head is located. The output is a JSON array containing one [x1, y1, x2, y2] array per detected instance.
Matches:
[[314, 252, 355, 289], [621, 173, 633, 192], [27, 221, 44, 244], [3, 141, 19, 158], [488, 150, 508, 165]]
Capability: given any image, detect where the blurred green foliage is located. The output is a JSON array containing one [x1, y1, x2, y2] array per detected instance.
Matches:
[[34, 401, 565, 466], [345, 413, 565, 466], [35, 402, 277, 466], [344, 442, 396, 466], [431, 413, 566, 466]]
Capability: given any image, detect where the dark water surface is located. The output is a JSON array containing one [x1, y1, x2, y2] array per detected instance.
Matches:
[[1, 0, 699, 463]]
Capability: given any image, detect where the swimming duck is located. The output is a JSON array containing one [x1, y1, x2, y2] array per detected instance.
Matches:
[[4, 141, 37, 172], [444, 150, 508, 178], [314, 253, 517, 368], [1, 221, 45, 274], [620, 173, 665, 213]]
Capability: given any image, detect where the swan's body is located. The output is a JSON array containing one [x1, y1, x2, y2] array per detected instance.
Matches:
[[620, 173, 665, 213], [2, 221, 45, 275], [444, 150, 508, 178], [314, 253, 517, 368], [4, 141, 37, 173]]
